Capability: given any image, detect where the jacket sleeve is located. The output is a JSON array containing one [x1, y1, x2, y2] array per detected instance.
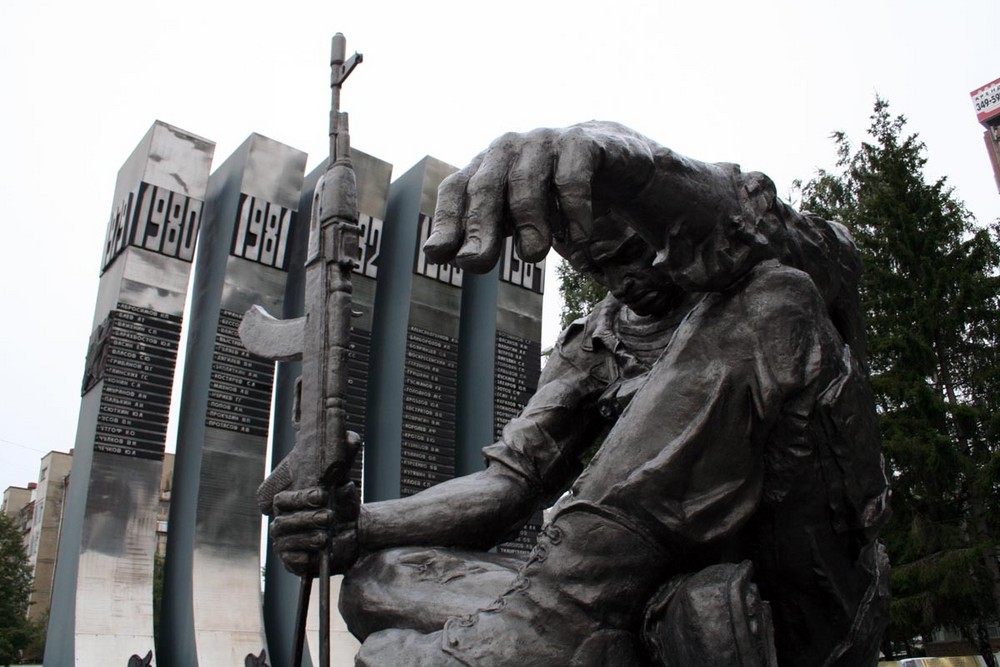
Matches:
[[357, 310, 612, 551]]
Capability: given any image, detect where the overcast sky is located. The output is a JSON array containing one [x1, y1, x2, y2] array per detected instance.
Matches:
[[1, 0, 997, 494]]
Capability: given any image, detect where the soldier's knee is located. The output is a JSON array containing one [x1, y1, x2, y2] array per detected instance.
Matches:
[[340, 548, 411, 640]]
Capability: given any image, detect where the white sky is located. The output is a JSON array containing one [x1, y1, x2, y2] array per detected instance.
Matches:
[[1, 0, 997, 494]]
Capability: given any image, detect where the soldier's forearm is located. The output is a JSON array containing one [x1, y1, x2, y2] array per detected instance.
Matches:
[[356, 466, 537, 552]]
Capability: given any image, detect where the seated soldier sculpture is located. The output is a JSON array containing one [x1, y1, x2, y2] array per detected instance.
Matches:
[[265, 121, 890, 666]]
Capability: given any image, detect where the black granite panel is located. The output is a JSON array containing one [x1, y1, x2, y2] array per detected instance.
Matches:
[[345, 327, 372, 487], [497, 510, 545, 559], [400, 325, 458, 497], [492, 331, 541, 438], [92, 304, 183, 460], [203, 309, 275, 438]]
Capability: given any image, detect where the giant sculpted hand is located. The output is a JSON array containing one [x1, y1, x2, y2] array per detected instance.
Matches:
[[423, 121, 745, 289]]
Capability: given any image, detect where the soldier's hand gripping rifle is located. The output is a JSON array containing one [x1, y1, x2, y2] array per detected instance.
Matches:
[[239, 33, 363, 667]]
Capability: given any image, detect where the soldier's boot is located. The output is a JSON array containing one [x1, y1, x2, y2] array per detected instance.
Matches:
[[355, 501, 668, 666]]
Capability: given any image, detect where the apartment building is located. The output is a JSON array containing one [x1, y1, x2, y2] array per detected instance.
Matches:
[[22, 451, 73, 622]]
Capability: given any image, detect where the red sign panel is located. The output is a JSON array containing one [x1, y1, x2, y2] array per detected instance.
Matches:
[[971, 76, 1000, 125]]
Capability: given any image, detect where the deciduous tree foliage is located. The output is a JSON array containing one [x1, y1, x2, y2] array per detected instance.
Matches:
[[0, 512, 33, 666], [798, 97, 1000, 663]]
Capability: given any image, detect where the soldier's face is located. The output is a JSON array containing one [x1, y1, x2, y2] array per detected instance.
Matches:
[[565, 224, 679, 316]]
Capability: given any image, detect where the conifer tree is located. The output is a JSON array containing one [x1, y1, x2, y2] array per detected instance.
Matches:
[[798, 97, 1000, 663]]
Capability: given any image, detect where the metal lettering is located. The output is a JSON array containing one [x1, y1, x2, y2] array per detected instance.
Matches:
[[232, 194, 294, 269], [498, 236, 546, 293], [160, 191, 186, 257], [245, 197, 265, 262], [259, 201, 282, 266], [141, 185, 170, 253], [101, 185, 203, 269], [178, 196, 201, 261], [354, 214, 382, 278], [101, 192, 133, 270]]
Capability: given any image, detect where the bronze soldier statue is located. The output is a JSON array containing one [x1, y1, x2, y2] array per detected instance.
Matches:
[[264, 121, 890, 666]]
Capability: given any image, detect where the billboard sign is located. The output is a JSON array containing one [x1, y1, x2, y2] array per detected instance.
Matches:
[[971, 76, 1000, 126]]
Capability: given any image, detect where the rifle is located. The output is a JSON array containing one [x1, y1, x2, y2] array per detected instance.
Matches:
[[239, 32, 363, 667]]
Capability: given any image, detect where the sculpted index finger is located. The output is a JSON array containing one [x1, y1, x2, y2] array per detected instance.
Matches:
[[454, 133, 520, 273], [425, 153, 484, 264], [554, 128, 600, 247], [507, 128, 556, 263]]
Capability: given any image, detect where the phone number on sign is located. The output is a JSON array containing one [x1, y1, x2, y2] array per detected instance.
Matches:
[[975, 89, 1000, 113]]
